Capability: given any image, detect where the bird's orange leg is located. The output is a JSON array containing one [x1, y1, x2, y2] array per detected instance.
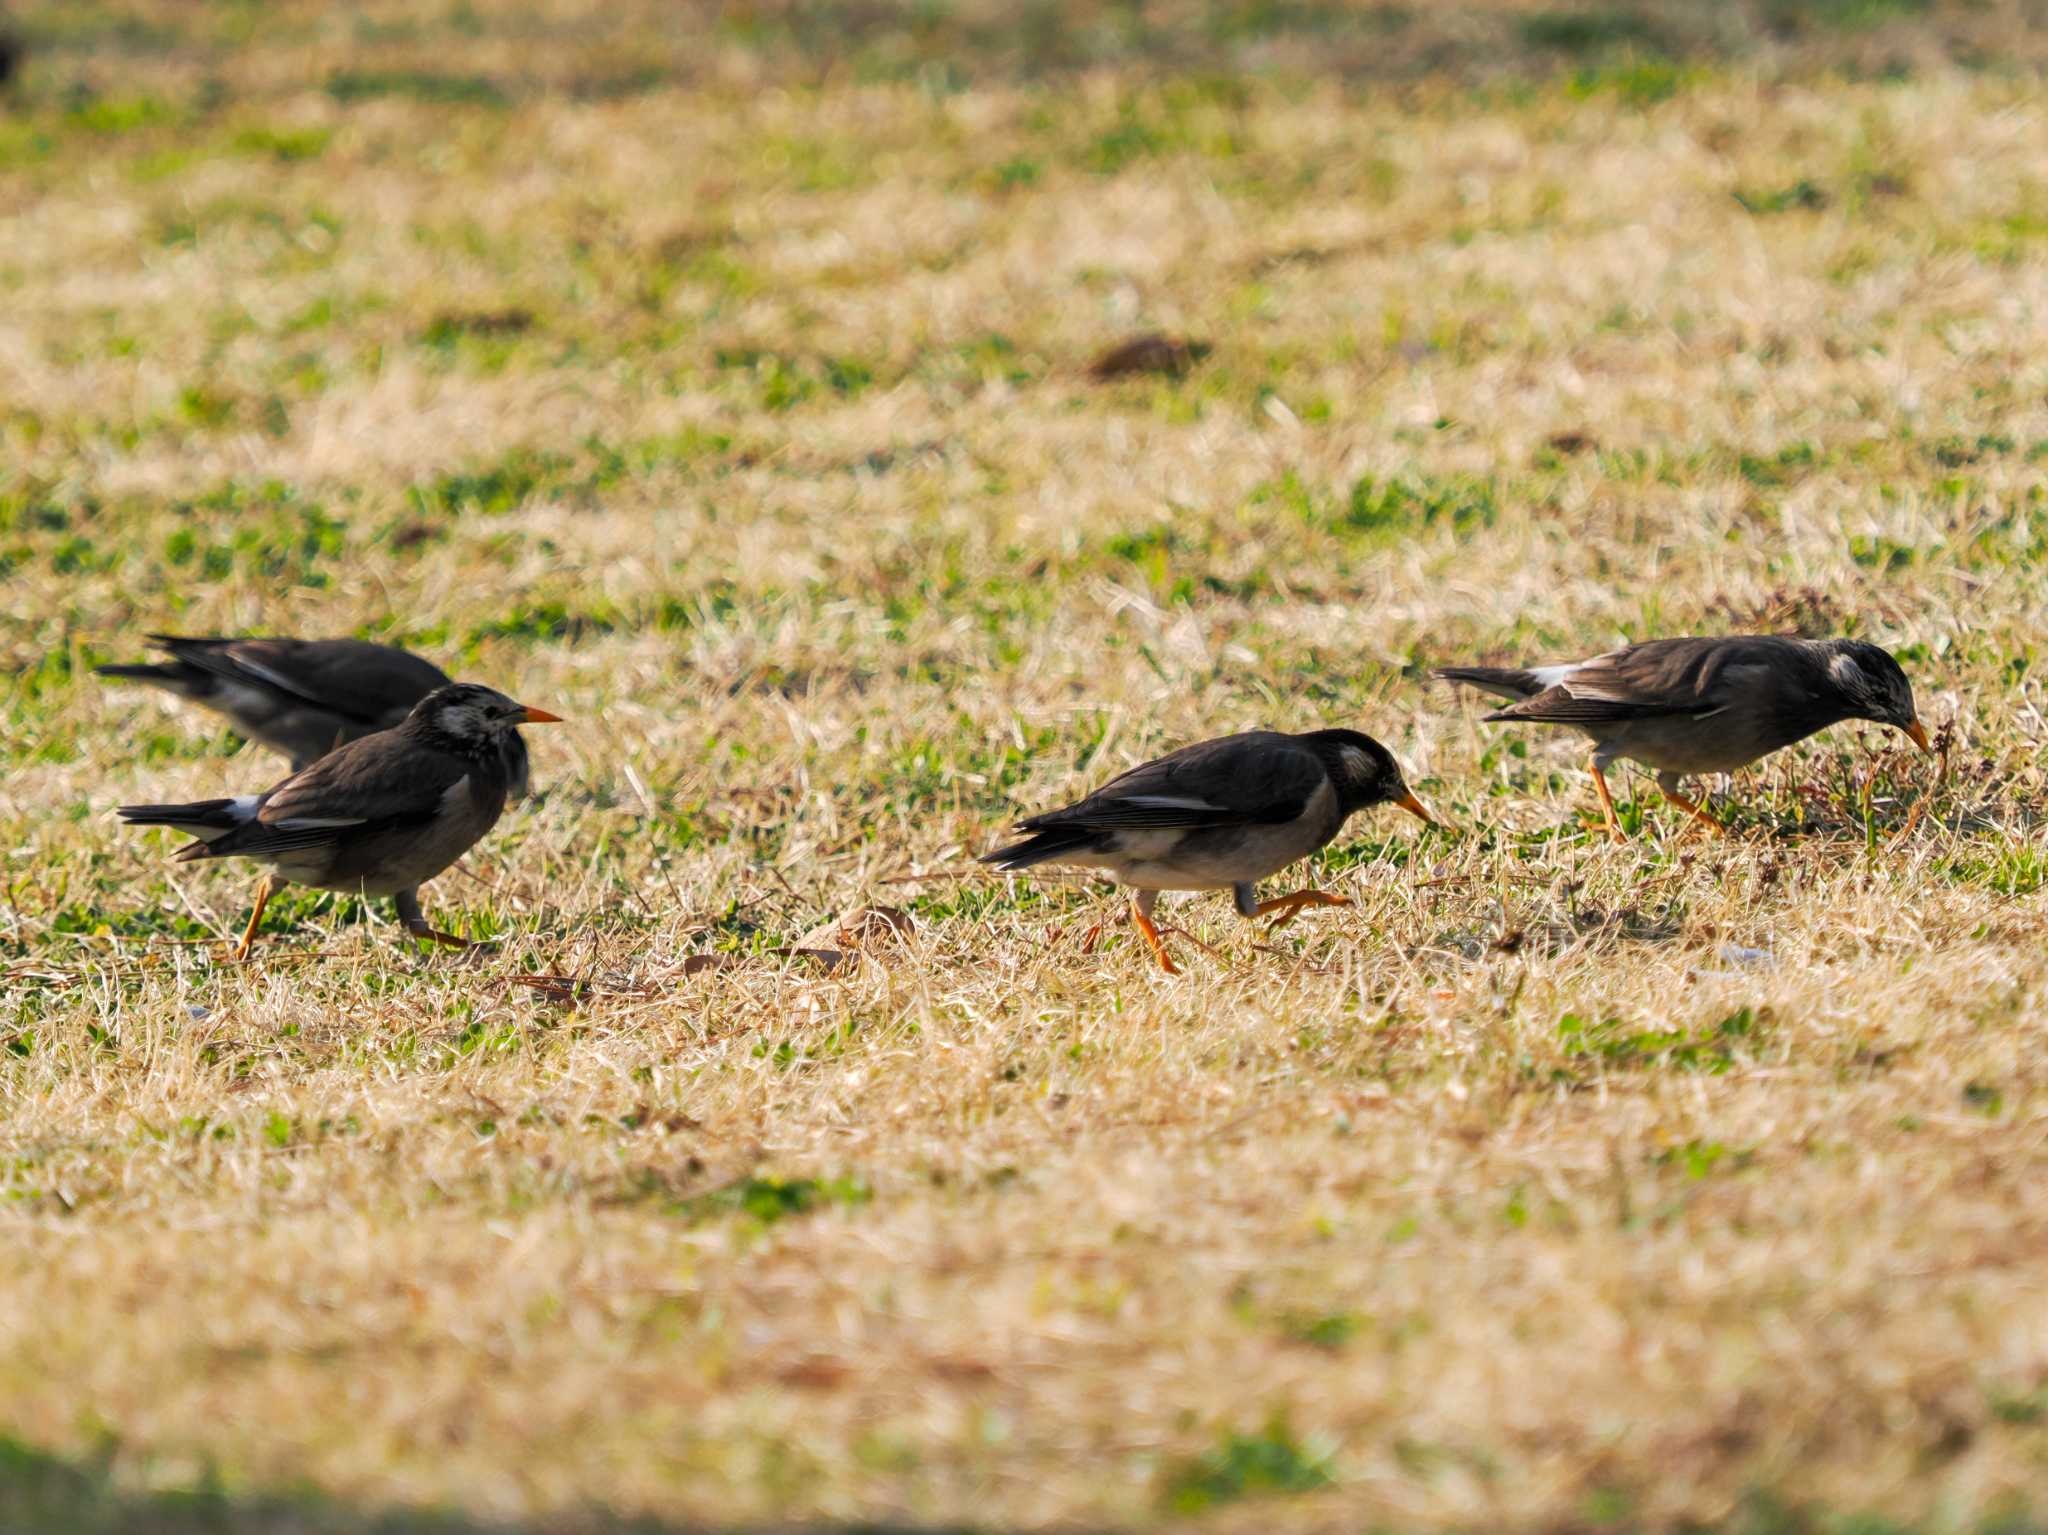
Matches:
[[1660, 785, 1725, 839], [231, 874, 278, 960], [1587, 760, 1627, 844], [1254, 889, 1352, 930], [1130, 895, 1180, 976]]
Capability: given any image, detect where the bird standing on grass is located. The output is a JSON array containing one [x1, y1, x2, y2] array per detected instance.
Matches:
[[1437, 635, 1932, 842], [117, 684, 559, 959], [97, 633, 531, 797], [982, 729, 1436, 974]]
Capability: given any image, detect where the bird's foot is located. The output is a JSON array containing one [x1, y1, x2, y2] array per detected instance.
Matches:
[[1578, 812, 1628, 844], [405, 923, 473, 947], [403, 921, 498, 962], [1586, 764, 1630, 844], [1255, 889, 1352, 931], [1159, 923, 1232, 965], [1131, 905, 1181, 975], [1660, 790, 1725, 839], [228, 875, 279, 962], [1887, 796, 1930, 847]]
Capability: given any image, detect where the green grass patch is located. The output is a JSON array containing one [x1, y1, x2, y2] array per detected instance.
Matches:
[[1735, 179, 1831, 215], [326, 71, 510, 107], [228, 125, 334, 162], [1251, 469, 1497, 542], [1940, 843, 2048, 897], [680, 1174, 872, 1227], [1161, 1415, 1335, 1513], [1556, 1006, 1765, 1077]]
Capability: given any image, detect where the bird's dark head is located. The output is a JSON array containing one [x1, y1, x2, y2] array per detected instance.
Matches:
[[1305, 729, 1436, 823], [1823, 641, 1930, 750], [411, 683, 562, 750]]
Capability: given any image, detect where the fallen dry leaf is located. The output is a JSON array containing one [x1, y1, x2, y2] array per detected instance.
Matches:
[[795, 905, 916, 954]]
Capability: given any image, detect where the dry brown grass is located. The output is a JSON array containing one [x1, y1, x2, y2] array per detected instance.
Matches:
[[8, 2, 2048, 1531]]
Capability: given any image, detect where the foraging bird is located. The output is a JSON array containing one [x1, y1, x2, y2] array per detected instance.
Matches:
[[117, 684, 559, 958], [981, 728, 1435, 974], [96, 633, 531, 797], [1437, 635, 1933, 842]]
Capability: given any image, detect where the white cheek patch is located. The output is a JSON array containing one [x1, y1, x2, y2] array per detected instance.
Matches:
[[1339, 745, 1373, 780], [1829, 653, 1866, 691]]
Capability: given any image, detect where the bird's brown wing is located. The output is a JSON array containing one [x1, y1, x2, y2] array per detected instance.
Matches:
[[1487, 637, 1795, 725], [1019, 733, 1327, 830], [257, 733, 474, 831], [179, 734, 477, 864]]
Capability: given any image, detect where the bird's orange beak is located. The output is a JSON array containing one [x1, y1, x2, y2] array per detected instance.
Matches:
[[521, 705, 564, 724], [1903, 719, 1932, 754], [1395, 789, 1438, 826]]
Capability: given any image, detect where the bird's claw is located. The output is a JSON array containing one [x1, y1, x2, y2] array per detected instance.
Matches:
[[1578, 814, 1627, 845], [404, 924, 498, 963], [1256, 890, 1352, 931]]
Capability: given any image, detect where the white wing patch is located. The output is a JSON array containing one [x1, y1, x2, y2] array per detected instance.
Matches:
[[186, 795, 264, 842], [1551, 648, 1640, 701], [1119, 794, 1222, 812], [1528, 663, 1582, 690]]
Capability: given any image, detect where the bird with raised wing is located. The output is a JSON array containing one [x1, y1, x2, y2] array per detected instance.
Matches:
[[97, 633, 531, 797], [1437, 635, 1932, 841], [982, 728, 1435, 974], [117, 684, 559, 958]]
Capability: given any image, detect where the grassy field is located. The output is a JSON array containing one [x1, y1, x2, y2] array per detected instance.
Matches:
[[10, 1, 2048, 1530]]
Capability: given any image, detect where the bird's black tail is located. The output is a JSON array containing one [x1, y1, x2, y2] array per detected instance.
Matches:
[[118, 798, 250, 859], [980, 826, 1107, 871], [1435, 665, 1545, 704], [95, 659, 213, 699]]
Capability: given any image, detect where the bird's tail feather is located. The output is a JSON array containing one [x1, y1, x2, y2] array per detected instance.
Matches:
[[1436, 665, 1545, 703], [980, 826, 1105, 871], [118, 798, 253, 857], [95, 660, 211, 698]]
